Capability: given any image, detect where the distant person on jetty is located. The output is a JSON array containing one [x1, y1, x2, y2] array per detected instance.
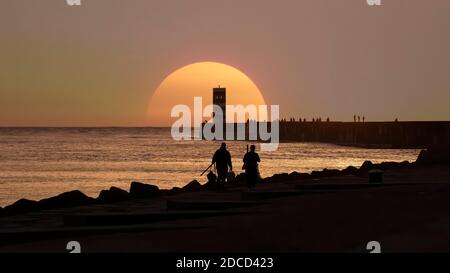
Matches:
[[212, 142, 232, 189], [243, 145, 261, 189]]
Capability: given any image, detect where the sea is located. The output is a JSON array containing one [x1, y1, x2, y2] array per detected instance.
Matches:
[[0, 128, 420, 207]]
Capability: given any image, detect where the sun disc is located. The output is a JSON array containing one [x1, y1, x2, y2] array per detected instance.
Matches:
[[148, 62, 266, 126]]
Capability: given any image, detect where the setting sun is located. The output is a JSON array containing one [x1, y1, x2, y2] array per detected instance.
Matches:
[[148, 62, 267, 126]]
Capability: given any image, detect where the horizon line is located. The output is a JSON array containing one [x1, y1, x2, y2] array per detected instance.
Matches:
[[2, 120, 450, 128]]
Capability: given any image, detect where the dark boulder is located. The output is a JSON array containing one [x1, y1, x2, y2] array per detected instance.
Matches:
[[341, 166, 358, 176], [369, 169, 384, 184], [3, 199, 39, 215], [321, 169, 341, 177], [416, 150, 428, 164], [288, 172, 311, 181], [169, 187, 183, 195], [130, 182, 161, 198], [359, 161, 374, 172], [38, 190, 96, 210], [97, 187, 130, 203], [373, 162, 392, 170], [311, 169, 341, 178], [267, 173, 290, 183], [203, 180, 218, 190], [183, 180, 202, 191], [375, 161, 403, 170], [416, 148, 450, 165], [159, 189, 171, 195], [400, 160, 411, 168], [234, 173, 247, 184]]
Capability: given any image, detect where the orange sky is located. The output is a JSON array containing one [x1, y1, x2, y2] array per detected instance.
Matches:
[[1, 0, 450, 126]]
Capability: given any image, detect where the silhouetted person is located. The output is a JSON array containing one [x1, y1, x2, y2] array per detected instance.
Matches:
[[363, 116, 365, 123], [326, 117, 330, 122], [354, 115, 357, 122], [212, 142, 232, 189], [243, 145, 261, 188]]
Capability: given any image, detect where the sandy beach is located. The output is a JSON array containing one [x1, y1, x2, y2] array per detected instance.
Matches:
[[1, 158, 450, 253]]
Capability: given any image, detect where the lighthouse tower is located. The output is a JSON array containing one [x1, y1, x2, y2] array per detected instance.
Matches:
[[213, 86, 226, 125]]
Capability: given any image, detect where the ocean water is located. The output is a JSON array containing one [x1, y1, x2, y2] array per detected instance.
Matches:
[[0, 128, 420, 207]]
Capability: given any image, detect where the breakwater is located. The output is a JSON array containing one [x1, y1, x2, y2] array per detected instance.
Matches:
[[279, 121, 450, 148], [203, 121, 450, 148]]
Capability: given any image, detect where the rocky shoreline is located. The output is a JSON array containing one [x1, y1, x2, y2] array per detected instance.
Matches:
[[1, 147, 449, 218]]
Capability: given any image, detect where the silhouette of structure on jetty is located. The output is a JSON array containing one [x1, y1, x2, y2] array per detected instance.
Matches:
[[214, 119, 450, 148], [278, 120, 450, 148], [204, 86, 450, 148], [213, 86, 226, 126]]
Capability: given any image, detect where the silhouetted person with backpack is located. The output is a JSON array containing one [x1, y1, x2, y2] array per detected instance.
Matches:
[[243, 145, 261, 188], [212, 142, 232, 189]]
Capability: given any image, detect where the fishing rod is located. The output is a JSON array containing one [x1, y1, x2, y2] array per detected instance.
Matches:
[[200, 162, 215, 176]]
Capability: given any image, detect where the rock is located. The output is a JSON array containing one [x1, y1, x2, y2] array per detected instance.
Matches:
[[38, 190, 96, 210], [311, 169, 341, 178], [359, 161, 374, 172], [183, 180, 202, 191], [97, 187, 130, 203], [130, 182, 161, 198], [373, 162, 394, 170], [400, 161, 411, 168], [288, 172, 311, 180], [321, 169, 341, 177], [169, 187, 183, 194], [159, 189, 171, 195], [0, 206, 3, 217], [375, 161, 404, 170], [234, 173, 247, 184], [268, 173, 290, 183], [341, 166, 358, 176], [416, 147, 450, 165], [368, 169, 384, 183], [3, 199, 39, 215], [203, 180, 218, 190], [416, 150, 428, 164]]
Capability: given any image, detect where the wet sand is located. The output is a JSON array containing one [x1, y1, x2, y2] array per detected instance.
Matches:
[[1, 165, 450, 253]]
